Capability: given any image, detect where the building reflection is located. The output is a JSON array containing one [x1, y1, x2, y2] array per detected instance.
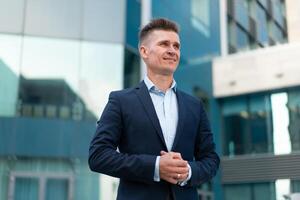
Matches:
[[18, 76, 97, 121]]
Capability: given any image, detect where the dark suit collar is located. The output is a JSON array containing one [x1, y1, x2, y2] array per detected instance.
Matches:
[[135, 81, 168, 150]]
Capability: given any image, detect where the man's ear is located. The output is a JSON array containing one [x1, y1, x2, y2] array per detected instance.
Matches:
[[139, 45, 148, 59]]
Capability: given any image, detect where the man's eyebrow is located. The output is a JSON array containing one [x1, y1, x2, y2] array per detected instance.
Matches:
[[158, 40, 180, 45], [174, 41, 180, 46]]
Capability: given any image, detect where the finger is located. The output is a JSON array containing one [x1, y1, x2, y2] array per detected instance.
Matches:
[[171, 152, 182, 160], [172, 159, 187, 167], [160, 151, 167, 156], [165, 177, 178, 185], [175, 167, 189, 174], [165, 166, 189, 174], [171, 172, 188, 182], [171, 166, 189, 174], [177, 173, 189, 182]]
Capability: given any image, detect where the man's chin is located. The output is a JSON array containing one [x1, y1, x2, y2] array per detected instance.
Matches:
[[160, 67, 177, 76]]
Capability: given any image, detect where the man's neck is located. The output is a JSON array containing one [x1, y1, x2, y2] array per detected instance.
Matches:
[[147, 72, 174, 92]]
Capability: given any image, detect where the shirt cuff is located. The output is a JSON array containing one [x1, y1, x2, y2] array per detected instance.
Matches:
[[153, 156, 160, 182], [178, 163, 192, 186]]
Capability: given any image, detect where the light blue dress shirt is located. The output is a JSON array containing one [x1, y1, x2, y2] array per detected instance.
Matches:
[[144, 76, 191, 186]]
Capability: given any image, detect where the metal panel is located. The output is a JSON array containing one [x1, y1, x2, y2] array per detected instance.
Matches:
[[0, 0, 25, 33], [221, 153, 300, 183], [82, 0, 125, 43], [25, 0, 82, 39]]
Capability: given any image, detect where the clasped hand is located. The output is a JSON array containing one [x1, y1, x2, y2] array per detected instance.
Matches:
[[159, 151, 189, 184]]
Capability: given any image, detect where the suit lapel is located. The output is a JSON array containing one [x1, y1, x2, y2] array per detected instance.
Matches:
[[134, 81, 168, 150], [171, 90, 186, 151]]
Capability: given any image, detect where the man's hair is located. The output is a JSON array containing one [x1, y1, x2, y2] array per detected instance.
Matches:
[[139, 18, 179, 45]]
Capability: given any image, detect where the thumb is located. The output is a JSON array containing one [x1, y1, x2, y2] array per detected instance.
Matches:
[[160, 151, 167, 156]]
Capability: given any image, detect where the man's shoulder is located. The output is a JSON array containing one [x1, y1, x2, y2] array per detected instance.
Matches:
[[177, 89, 202, 106], [109, 88, 135, 100], [109, 82, 143, 98]]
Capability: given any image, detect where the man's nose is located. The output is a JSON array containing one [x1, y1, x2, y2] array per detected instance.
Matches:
[[167, 50, 176, 56]]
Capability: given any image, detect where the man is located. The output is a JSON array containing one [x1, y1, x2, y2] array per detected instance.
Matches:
[[89, 18, 220, 200]]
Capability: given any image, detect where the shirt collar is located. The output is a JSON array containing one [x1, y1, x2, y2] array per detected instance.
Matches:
[[144, 75, 177, 93]]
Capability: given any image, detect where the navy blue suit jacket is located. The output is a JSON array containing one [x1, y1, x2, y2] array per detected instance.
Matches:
[[89, 81, 220, 200]]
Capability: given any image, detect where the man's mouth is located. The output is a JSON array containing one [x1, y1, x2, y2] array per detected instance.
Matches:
[[163, 57, 177, 62]]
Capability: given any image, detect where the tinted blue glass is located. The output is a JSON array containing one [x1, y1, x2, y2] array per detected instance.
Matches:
[[224, 182, 276, 200], [152, 0, 220, 62], [1, 35, 122, 200], [46, 179, 68, 200], [257, 0, 268, 8], [0, 34, 22, 117], [126, 0, 141, 49], [272, 0, 284, 27], [15, 178, 39, 200], [256, 4, 268, 45], [270, 22, 284, 42], [287, 90, 300, 152], [234, 0, 249, 30], [222, 88, 300, 156], [236, 26, 249, 50], [222, 94, 273, 156]]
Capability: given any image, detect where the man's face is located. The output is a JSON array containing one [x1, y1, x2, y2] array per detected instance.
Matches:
[[139, 30, 181, 76]]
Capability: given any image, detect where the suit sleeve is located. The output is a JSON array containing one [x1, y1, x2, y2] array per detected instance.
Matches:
[[188, 102, 220, 186], [88, 92, 157, 184]]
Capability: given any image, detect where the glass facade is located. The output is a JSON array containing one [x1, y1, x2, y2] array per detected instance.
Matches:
[[227, 0, 287, 53], [225, 179, 300, 200], [224, 182, 276, 200], [222, 88, 300, 157], [0, 0, 124, 200]]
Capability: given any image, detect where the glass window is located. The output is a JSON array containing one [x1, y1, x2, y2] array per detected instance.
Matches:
[[236, 26, 249, 51], [191, 0, 211, 37], [256, 4, 269, 45], [291, 180, 300, 193], [0, 34, 22, 117], [125, 0, 141, 49], [222, 94, 273, 156], [224, 182, 275, 200], [287, 90, 300, 152], [268, 21, 284, 43], [124, 48, 140, 88], [228, 19, 236, 49], [257, 0, 268, 9], [222, 97, 249, 156], [198, 182, 214, 200], [18, 36, 123, 121], [19, 36, 81, 120], [253, 182, 276, 200], [234, 0, 249, 30], [224, 184, 251, 200], [222, 88, 300, 156], [249, 95, 273, 154], [14, 177, 39, 200], [80, 41, 124, 119], [271, 0, 284, 27], [46, 179, 68, 200]]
